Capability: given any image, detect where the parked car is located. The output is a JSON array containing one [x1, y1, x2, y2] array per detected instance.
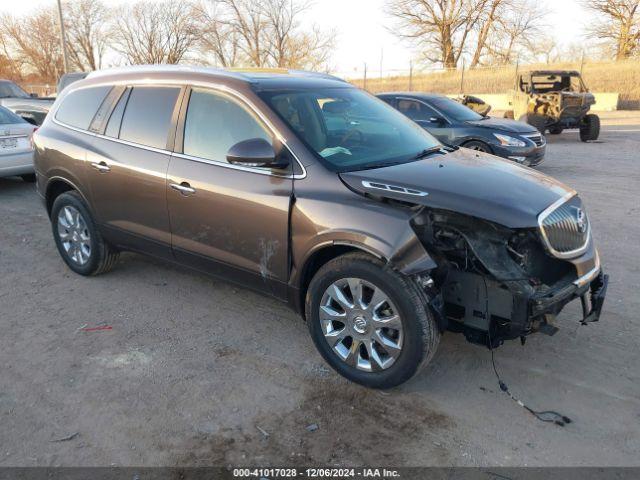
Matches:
[[378, 92, 546, 166], [33, 66, 607, 388], [0, 105, 37, 181], [0, 79, 54, 126]]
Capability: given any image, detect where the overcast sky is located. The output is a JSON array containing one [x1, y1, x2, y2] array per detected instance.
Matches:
[[3, 0, 593, 74]]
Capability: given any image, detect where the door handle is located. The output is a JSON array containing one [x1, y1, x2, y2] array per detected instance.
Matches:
[[91, 161, 110, 173], [170, 182, 196, 195]]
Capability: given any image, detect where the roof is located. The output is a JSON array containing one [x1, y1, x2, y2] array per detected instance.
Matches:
[[526, 70, 581, 76], [84, 65, 350, 90]]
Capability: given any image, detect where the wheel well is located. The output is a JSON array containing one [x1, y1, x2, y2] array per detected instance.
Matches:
[[46, 180, 75, 216], [462, 139, 492, 153], [298, 245, 377, 317]]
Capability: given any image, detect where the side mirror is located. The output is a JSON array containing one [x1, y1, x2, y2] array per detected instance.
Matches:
[[29, 92, 39, 98], [429, 116, 446, 125], [226, 138, 288, 169]]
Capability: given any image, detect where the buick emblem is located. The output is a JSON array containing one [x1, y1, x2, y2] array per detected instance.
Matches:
[[573, 207, 587, 233]]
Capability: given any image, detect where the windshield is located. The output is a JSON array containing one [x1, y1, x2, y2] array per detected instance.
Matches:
[[258, 87, 441, 172], [428, 96, 483, 122], [0, 81, 30, 99]]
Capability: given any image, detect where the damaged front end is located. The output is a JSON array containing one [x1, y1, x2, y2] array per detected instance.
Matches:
[[411, 205, 608, 347]]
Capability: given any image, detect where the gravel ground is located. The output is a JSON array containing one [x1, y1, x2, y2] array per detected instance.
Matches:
[[0, 111, 638, 467]]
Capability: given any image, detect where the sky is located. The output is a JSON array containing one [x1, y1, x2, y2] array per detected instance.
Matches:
[[2, 0, 593, 74]]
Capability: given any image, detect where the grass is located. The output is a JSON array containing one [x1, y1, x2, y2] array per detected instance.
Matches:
[[350, 59, 640, 109]]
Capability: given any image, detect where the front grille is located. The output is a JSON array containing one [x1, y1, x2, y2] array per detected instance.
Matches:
[[539, 195, 590, 258], [564, 96, 583, 107], [523, 133, 545, 147]]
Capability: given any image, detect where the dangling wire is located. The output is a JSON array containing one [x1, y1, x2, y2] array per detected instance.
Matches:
[[482, 276, 572, 427]]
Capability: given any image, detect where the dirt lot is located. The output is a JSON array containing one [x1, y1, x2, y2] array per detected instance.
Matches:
[[1, 111, 639, 467]]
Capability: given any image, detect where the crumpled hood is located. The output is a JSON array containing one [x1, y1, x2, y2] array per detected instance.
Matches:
[[339, 148, 574, 229], [465, 116, 537, 134]]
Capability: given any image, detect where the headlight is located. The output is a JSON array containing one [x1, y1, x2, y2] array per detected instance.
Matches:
[[493, 133, 526, 147]]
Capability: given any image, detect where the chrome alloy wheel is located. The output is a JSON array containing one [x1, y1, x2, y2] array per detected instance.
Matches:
[[57, 206, 91, 266], [319, 278, 403, 372]]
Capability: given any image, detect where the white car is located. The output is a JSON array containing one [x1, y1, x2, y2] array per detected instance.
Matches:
[[0, 105, 37, 182]]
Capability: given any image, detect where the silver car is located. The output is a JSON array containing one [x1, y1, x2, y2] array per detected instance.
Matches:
[[0, 106, 36, 181]]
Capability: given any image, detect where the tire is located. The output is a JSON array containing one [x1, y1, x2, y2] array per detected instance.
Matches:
[[580, 114, 600, 142], [503, 110, 514, 120], [50, 191, 119, 276], [462, 140, 492, 153], [20, 174, 36, 182], [305, 252, 440, 389], [548, 126, 563, 135]]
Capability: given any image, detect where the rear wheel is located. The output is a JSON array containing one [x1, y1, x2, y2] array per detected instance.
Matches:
[[580, 114, 600, 142], [462, 140, 492, 153], [51, 191, 119, 276], [305, 252, 440, 389], [548, 125, 563, 135]]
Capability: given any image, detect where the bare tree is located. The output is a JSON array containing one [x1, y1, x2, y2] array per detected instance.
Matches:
[[0, 8, 63, 82], [111, 1, 201, 64], [584, 0, 640, 59], [488, 0, 547, 64], [198, 0, 334, 69], [62, 0, 111, 71], [469, 0, 503, 67], [386, 0, 488, 68]]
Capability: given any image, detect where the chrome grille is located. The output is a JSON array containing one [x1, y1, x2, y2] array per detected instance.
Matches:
[[523, 133, 545, 147], [539, 195, 590, 258]]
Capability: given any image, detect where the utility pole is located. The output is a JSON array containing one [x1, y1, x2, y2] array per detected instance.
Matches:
[[56, 0, 70, 74], [409, 60, 413, 91], [363, 63, 368, 91], [379, 48, 383, 79]]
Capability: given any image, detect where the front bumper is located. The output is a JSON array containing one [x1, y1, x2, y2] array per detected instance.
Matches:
[[492, 143, 546, 167], [531, 270, 608, 327]]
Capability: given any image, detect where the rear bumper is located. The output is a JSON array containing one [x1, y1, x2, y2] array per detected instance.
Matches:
[[0, 150, 34, 177]]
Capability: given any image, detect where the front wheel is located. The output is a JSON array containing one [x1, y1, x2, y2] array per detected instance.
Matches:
[[51, 191, 119, 276], [305, 252, 440, 389], [462, 140, 492, 153], [580, 114, 600, 142]]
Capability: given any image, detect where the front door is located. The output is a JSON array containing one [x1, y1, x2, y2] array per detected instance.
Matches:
[[167, 87, 292, 298], [396, 98, 452, 145], [85, 85, 182, 257]]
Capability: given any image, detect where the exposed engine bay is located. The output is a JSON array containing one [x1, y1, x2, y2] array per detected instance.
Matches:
[[410, 208, 606, 347]]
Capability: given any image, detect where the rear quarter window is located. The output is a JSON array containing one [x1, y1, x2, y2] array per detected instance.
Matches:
[[55, 86, 111, 129], [119, 86, 180, 149]]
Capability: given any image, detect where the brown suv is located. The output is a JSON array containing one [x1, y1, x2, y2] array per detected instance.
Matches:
[[33, 66, 607, 388]]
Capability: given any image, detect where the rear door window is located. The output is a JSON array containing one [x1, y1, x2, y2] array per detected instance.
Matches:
[[55, 86, 111, 129], [104, 88, 131, 138], [119, 86, 180, 149]]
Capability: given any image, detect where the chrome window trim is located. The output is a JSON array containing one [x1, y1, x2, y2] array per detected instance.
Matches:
[[573, 250, 601, 287], [172, 152, 295, 178], [537, 191, 591, 259], [50, 78, 307, 179]]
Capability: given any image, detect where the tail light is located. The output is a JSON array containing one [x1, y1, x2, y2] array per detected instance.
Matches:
[[30, 126, 38, 150]]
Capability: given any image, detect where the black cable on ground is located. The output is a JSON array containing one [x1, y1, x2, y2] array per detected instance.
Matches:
[[482, 276, 572, 427]]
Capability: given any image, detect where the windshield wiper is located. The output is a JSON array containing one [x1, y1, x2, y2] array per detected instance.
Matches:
[[412, 146, 443, 160]]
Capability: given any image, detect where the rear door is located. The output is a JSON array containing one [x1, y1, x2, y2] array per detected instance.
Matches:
[[167, 86, 293, 298], [85, 85, 183, 257]]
